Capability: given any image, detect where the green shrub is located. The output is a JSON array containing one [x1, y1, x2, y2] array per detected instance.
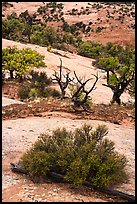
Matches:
[[18, 86, 30, 99], [21, 149, 53, 177], [18, 71, 55, 100], [20, 124, 128, 188], [77, 41, 104, 59], [29, 87, 39, 99], [30, 70, 52, 86], [43, 87, 61, 98]]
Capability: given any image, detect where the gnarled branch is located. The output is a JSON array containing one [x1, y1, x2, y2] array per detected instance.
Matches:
[[72, 72, 99, 111], [52, 58, 74, 99]]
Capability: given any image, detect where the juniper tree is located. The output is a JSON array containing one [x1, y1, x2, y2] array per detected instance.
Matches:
[[2, 46, 46, 80], [97, 56, 135, 105]]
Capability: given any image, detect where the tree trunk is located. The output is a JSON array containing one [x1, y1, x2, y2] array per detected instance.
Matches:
[[111, 91, 122, 105], [19, 75, 23, 83], [10, 70, 14, 79], [61, 88, 65, 99], [28, 34, 31, 43]]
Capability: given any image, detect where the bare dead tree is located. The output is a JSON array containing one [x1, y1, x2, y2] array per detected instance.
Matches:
[[72, 71, 99, 112], [53, 58, 74, 99]]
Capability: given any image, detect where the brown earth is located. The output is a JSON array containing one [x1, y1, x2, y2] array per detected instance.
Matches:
[[2, 79, 134, 125], [2, 2, 135, 46]]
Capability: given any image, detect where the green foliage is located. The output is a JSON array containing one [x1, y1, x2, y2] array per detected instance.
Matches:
[[19, 10, 33, 25], [21, 48, 45, 68], [78, 41, 104, 59], [93, 43, 135, 101], [2, 9, 134, 100], [2, 46, 20, 72], [18, 86, 30, 99], [18, 84, 60, 100], [2, 18, 23, 40], [30, 70, 52, 87], [2, 46, 46, 79], [108, 73, 119, 86], [29, 88, 39, 99], [65, 157, 91, 185], [20, 124, 128, 188], [42, 87, 61, 98], [42, 26, 57, 46], [47, 45, 52, 52], [96, 51, 135, 100], [18, 71, 59, 100], [97, 56, 119, 71], [118, 46, 135, 66], [62, 21, 71, 32], [104, 42, 119, 57], [63, 32, 75, 44], [20, 149, 52, 177]]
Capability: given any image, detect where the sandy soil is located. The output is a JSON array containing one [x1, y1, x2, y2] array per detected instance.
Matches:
[[2, 2, 135, 46], [2, 116, 135, 202]]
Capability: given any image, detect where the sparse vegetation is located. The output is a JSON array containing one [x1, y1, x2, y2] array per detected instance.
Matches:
[[2, 1, 135, 55], [96, 26, 105, 33], [2, 3, 135, 201]]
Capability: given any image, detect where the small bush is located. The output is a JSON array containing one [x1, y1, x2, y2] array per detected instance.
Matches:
[[18, 86, 30, 99], [20, 124, 128, 188], [29, 88, 39, 99], [18, 85, 60, 100], [43, 87, 61, 98], [47, 45, 52, 52], [96, 27, 103, 33], [30, 70, 52, 86], [18, 71, 57, 100]]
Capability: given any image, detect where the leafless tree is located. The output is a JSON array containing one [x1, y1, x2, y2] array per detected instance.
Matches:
[[72, 71, 99, 111], [53, 58, 74, 99]]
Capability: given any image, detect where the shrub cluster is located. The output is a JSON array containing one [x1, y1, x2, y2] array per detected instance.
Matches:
[[19, 124, 128, 188], [18, 71, 60, 100]]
